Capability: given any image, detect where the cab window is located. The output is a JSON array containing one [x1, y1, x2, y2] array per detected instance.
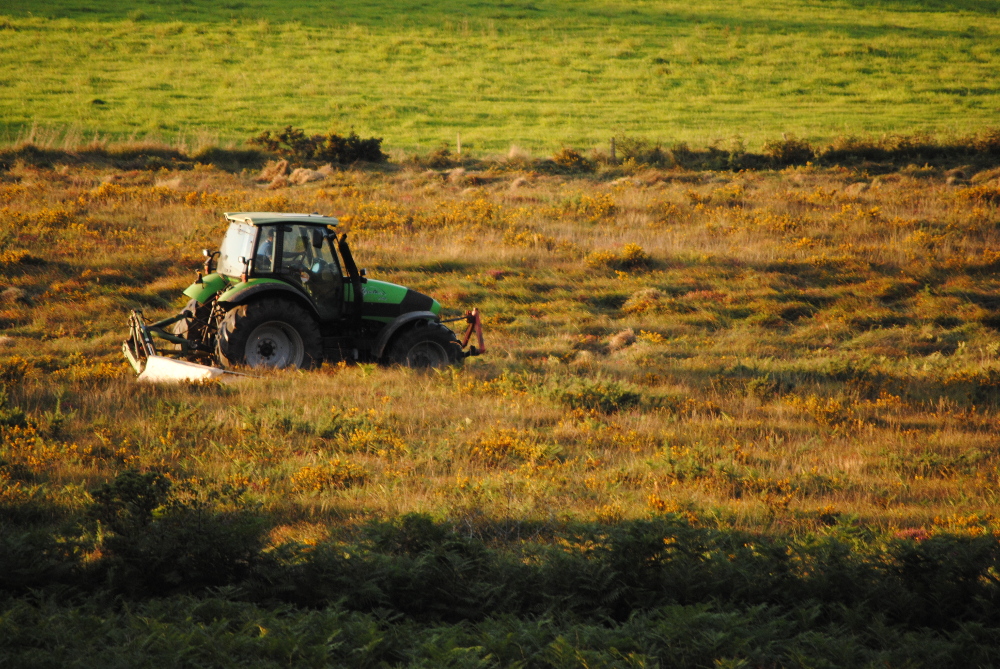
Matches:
[[253, 225, 279, 274]]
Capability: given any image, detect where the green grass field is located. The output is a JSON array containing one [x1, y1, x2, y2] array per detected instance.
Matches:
[[3, 0, 1000, 151]]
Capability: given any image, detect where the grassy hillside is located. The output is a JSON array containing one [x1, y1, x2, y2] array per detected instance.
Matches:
[[3, 0, 1000, 151]]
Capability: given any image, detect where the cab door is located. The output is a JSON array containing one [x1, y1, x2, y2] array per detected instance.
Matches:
[[277, 225, 343, 321]]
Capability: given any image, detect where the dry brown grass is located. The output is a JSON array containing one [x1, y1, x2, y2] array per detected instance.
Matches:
[[3, 158, 1000, 542]]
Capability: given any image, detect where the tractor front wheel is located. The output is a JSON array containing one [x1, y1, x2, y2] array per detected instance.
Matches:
[[171, 297, 213, 351], [216, 298, 322, 370], [388, 320, 464, 368]]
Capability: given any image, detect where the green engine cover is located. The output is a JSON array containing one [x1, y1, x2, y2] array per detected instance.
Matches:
[[182, 273, 230, 304], [349, 279, 441, 323]]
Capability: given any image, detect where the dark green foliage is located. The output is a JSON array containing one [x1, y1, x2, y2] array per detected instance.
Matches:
[[553, 378, 642, 413], [89, 470, 267, 596], [190, 146, 270, 171], [6, 502, 1000, 666], [0, 386, 27, 428], [6, 594, 1000, 669], [249, 126, 386, 164], [0, 143, 269, 172], [6, 517, 1000, 666], [412, 144, 456, 168], [3, 130, 999, 177], [763, 135, 816, 166], [550, 147, 594, 172], [0, 530, 81, 594], [613, 134, 670, 165], [587, 130, 1000, 172], [90, 469, 171, 531]]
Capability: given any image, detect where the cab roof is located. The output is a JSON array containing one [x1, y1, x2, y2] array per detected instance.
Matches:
[[224, 212, 339, 226]]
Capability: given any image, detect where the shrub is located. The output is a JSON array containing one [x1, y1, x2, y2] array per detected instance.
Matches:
[[90, 469, 171, 533], [614, 135, 669, 165], [0, 386, 27, 428], [763, 136, 815, 166], [585, 244, 649, 271], [415, 144, 455, 169], [289, 460, 369, 492], [623, 288, 665, 314], [467, 429, 554, 467], [249, 126, 386, 164], [620, 243, 649, 269], [553, 379, 642, 413], [0, 357, 32, 385], [551, 147, 594, 172], [585, 250, 619, 270], [957, 184, 1000, 205]]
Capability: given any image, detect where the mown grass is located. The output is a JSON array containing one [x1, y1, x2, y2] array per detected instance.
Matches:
[[3, 0, 1000, 150], [4, 151, 1000, 664]]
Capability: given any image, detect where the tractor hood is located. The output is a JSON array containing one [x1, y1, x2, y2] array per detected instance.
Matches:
[[349, 279, 441, 323], [183, 273, 233, 304]]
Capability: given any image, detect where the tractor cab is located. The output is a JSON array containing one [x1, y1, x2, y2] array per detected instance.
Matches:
[[212, 213, 349, 322], [245, 221, 344, 321]]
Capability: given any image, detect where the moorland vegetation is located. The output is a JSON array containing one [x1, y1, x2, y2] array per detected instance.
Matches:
[[2, 134, 1000, 664]]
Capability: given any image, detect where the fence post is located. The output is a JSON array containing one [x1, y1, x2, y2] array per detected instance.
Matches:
[[610, 137, 616, 162], [457, 132, 462, 156]]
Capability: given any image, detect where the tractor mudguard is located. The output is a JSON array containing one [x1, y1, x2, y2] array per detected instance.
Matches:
[[217, 279, 321, 319], [372, 310, 439, 360], [182, 273, 228, 304]]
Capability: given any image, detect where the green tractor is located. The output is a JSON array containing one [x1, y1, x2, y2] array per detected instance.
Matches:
[[124, 212, 484, 381]]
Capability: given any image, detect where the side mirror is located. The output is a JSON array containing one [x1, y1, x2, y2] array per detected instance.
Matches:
[[312, 228, 325, 249], [359, 268, 367, 277], [202, 249, 218, 274]]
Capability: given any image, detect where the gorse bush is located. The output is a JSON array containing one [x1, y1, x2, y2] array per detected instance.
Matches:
[[585, 244, 649, 271], [249, 126, 386, 164], [412, 143, 456, 168], [0, 386, 27, 429], [553, 379, 642, 413], [551, 147, 594, 172], [4, 130, 1000, 176], [763, 135, 815, 166], [620, 243, 650, 269], [289, 460, 369, 492], [90, 469, 171, 532]]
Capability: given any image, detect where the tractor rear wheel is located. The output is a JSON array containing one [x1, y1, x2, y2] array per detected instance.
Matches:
[[388, 320, 464, 368], [216, 297, 322, 370]]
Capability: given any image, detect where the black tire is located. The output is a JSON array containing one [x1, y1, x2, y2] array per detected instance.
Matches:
[[216, 297, 322, 370], [387, 320, 464, 368]]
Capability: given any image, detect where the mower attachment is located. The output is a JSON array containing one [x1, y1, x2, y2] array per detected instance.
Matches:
[[123, 310, 231, 383], [459, 308, 486, 356]]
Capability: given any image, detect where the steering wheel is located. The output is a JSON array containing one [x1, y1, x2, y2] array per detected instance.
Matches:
[[284, 251, 308, 270]]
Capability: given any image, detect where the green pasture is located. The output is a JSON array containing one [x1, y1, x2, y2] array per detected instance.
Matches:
[[2, 0, 999, 152]]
